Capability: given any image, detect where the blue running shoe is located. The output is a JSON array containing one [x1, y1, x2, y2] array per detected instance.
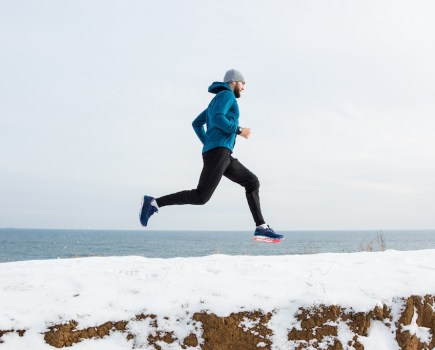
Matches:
[[140, 195, 158, 227], [253, 226, 284, 243]]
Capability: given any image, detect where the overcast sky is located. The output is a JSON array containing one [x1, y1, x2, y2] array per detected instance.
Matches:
[[1, 0, 434, 230]]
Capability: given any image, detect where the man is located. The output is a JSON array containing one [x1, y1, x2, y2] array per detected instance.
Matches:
[[140, 69, 284, 243]]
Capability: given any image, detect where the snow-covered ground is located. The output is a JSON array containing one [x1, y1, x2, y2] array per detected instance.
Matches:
[[1, 250, 435, 349]]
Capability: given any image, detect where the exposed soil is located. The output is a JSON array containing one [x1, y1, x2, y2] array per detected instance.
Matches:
[[287, 303, 391, 349], [1, 295, 434, 349], [193, 311, 273, 350], [44, 320, 128, 347], [396, 295, 435, 350]]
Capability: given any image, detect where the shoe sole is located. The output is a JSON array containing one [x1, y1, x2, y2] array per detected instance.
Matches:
[[139, 195, 148, 227], [253, 236, 284, 243]]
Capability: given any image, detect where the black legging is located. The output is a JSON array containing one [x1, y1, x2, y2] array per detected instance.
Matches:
[[156, 147, 266, 226]]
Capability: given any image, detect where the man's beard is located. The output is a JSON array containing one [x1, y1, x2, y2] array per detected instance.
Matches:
[[234, 85, 241, 98]]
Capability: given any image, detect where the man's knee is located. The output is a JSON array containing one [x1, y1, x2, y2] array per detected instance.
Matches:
[[245, 176, 260, 193], [196, 190, 212, 205]]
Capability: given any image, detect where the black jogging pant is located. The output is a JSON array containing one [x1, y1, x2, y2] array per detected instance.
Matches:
[[156, 147, 265, 226]]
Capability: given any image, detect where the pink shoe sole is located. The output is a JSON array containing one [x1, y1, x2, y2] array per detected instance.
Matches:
[[253, 236, 284, 244]]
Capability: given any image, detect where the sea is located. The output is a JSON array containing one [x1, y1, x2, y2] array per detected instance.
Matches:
[[1, 229, 435, 263]]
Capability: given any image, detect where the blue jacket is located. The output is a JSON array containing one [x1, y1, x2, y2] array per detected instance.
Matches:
[[192, 82, 239, 153]]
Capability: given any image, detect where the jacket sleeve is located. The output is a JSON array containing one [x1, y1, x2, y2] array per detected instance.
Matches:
[[192, 109, 207, 145], [211, 91, 238, 134]]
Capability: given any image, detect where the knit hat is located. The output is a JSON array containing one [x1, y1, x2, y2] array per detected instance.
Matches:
[[223, 69, 245, 83]]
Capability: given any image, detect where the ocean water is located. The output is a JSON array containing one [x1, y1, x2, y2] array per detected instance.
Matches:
[[1, 229, 435, 263]]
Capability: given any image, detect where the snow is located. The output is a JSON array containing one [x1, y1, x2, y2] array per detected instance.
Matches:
[[0, 249, 435, 349], [358, 321, 400, 350], [401, 308, 432, 345]]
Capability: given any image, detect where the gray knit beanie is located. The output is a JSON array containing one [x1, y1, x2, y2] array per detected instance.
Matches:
[[223, 69, 245, 83]]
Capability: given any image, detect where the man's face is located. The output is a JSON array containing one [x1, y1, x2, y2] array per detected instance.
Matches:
[[233, 81, 245, 98]]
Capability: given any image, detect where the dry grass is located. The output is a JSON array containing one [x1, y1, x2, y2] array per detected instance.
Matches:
[[359, 231, 387, 252]]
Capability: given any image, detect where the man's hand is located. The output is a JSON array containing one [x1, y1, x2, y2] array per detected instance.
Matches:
[[239, 127, 251, 139]]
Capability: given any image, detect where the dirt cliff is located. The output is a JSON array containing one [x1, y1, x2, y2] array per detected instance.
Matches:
[[1, 295, 434, 349]]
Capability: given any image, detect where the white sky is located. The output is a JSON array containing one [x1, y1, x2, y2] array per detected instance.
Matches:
[[1, 0, 434, 230]]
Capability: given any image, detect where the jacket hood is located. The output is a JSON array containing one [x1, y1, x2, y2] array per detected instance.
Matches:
[[208, 81, 233, 95]]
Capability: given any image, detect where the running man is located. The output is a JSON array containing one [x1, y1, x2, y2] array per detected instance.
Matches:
[[140, 69, 284, 243]]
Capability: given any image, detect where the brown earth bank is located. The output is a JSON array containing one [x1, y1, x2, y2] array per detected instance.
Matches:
[[1, 295, 434, 349]]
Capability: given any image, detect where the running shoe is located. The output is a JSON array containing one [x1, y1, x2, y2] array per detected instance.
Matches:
[[139, 195, 158, 227], [253, 226, 284, 243]]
